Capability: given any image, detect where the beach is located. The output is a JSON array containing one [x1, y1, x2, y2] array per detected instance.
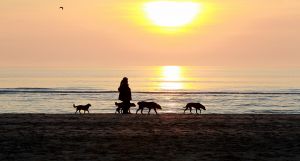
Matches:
[[0, 114, 299, 161]]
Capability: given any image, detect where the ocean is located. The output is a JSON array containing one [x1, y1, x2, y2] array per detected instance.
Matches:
[[0, 66, 299, 114]]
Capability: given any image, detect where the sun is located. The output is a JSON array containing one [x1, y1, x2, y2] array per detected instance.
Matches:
[[143, 1, 201, 27]]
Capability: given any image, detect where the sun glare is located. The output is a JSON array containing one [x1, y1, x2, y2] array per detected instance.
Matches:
[[162, 66, 181, 81], [160, 66, 184, 90], [144, 1, 201, 27], [160, 82, 183, 90]]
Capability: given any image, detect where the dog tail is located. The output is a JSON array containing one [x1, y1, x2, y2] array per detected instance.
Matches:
[[73, 104, 76, 108]]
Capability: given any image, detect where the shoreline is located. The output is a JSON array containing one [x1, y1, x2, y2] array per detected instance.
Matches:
[[1, 114, 299, 160]]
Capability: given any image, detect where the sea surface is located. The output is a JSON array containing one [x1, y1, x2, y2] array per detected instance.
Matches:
[[0, 66, 299, 114]]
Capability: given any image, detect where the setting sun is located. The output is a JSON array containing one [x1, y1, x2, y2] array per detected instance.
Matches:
[[143, 1, 201, 27]]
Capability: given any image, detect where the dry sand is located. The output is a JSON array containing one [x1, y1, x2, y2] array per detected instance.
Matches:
[[0, 114, 299, 161]]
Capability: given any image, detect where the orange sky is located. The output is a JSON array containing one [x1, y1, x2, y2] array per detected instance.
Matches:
[[0, 0, 300, 68]]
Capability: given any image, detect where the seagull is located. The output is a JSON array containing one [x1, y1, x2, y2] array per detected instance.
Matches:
[[59, 6, 64, 10]]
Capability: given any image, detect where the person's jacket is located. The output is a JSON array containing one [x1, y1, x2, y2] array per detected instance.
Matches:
[[118, 85, 132, 102]]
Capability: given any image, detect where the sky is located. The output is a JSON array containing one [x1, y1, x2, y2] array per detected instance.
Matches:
[[0, 0, 300, 68]]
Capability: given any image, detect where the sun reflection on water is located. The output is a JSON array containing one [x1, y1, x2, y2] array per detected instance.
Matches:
[[160, 66, 185, 90]]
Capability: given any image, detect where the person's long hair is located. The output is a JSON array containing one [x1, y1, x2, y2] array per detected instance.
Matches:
[[119, 77, 129, 89]]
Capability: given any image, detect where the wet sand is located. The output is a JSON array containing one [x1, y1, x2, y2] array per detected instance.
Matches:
[[0, 114, 299, 161]]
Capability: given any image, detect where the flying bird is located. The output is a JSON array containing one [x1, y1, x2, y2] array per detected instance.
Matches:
[[59, 7, 64, 10]]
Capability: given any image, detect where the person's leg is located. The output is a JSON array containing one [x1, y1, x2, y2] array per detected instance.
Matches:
[[122, 101, 130, 114]]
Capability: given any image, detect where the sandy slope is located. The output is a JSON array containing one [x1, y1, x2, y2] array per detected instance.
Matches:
[[0, 114, 299, 161]]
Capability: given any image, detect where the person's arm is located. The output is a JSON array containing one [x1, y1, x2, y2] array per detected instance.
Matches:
[[129, 88, 132, 100]]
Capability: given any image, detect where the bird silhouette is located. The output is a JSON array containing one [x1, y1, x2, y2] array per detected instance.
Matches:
[[59, 7, 64, 10]]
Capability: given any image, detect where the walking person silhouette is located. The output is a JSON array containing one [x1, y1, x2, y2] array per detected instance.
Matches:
[[118, 77, 132, 114]]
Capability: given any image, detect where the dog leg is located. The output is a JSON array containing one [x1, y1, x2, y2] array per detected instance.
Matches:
[[141, 108, 144, 114], [136, 109, 140, 114], [184, 107, 188, 114], [190, 107, 192, 113], [196, 108, 198, 114], [88, 110, 89, 114], [154, 108, 158, 115], [148, 108, 151, 115]]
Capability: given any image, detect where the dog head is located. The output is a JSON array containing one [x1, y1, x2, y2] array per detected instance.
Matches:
[[155, 103, 162, 109], [196, 103, 206, 110], [87, 103, 92, 107], [130, 103, 136, 107]]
